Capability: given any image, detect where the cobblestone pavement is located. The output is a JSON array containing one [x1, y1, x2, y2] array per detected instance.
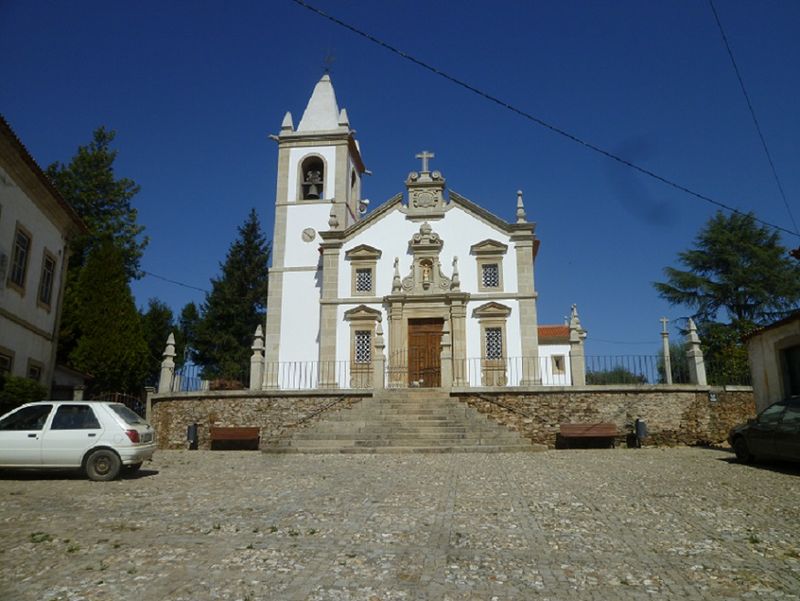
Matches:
[[1, 448, 799, 601]]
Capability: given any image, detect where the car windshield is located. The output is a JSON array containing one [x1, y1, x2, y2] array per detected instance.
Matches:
[[108, 403, 147, 425]]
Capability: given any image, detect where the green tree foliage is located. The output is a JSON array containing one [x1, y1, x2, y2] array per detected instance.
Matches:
[[0, 374, 47, 413], [47, 127, 148, 365], [586, 366, 647, 385], [193, 210, 270, 380], [140, 299, 175, 385], [654, 212, 800, 324], [654, 212, 799, 385], [70, 239, 149, 393], [46, 127, 147, 275], [658, 341, 691, 384], [177, 302, 201, 364]]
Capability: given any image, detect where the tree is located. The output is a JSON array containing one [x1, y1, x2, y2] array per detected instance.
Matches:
[[654, 212, 800, 324], [47, 127, 148, 365], [47, 127, 147, 276], [140, 299, 175, 385], [70, 239, 149, 393], [177, 302, 201, 364], [655, 211, 800, 384], [658, 341, 691, 384], [193, 210, 271, 380], [586, 366, 647, 385]]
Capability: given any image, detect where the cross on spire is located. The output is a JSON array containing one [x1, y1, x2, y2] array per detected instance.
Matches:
[[416, 150, 435, 173], [660, 317, 670, 334]]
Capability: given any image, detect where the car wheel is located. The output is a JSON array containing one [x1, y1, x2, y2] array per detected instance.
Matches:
[[85, 449, 121, 481], [733, 437, 753, 463]]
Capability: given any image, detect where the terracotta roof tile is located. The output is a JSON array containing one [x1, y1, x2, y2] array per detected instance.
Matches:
[[538, 324, 569, 342]]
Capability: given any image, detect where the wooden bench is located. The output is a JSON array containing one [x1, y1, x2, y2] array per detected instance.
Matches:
[[557, 422, 618, 449], [209, 427, 261, 450]]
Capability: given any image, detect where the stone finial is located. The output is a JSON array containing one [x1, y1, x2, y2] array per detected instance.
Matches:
[[516, 189, 527, 223], [392, 257, 402, 292], [281, 111, 294, 132], [686, 318, 701, 343], [660, 317, 672, 384], [249, 325, 265, 391], [158, 332, 177, 393], [162, 333, 176, 361], [685, 318, 707, 385], [375, 321, 384, 347], [328, 203, 339, 228], [569, 305, 587, 343], [251, 324, 264, 352], [451, 256, 460, 290], [338, 108, 349, 127]]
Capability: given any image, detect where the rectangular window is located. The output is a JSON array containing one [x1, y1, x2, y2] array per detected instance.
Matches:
[[51, 405, 101, 430], [10, 226, 31, 288], [354, 330, 371, 363], [38, 254, 56, 307], [552, 355, 566, 375], [0, 352, 12, 375], [27, 363, 42, 382], [481, 263, 500, 288], [355, 268, 372, 293], [485, 327, 503, 360]]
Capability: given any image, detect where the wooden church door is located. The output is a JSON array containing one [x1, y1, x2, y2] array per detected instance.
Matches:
[[408, 318, 443, 387]]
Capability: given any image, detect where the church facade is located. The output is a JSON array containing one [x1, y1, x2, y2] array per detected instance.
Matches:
[[261, 75, 586, 390]]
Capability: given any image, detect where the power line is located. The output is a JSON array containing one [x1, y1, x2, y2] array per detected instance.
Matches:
[[708, 0, 798, 235], [142, 270, 209, 293], [290, 0, 799, 239]]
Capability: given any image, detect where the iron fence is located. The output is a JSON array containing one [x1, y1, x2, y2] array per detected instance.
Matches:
[[168, 354, 751, 391], [90, 391, 146, 417]]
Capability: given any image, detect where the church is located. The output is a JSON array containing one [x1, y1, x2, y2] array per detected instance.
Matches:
[[261, 75, 587, 390]]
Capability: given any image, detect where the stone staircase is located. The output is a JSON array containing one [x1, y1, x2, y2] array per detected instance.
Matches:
[[263, 389, 542, 454]]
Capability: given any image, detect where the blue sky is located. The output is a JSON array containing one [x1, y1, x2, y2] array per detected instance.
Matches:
[[2, 0, 798, 357]]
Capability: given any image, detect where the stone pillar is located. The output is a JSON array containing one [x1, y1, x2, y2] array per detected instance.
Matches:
[[440, 320, 453, 389], [72, 385, 85, 401], [685, 318, 708, 385], [386, 300, 405, 388], [661, 317, 673, 385], [249, 325, 264, 390], [568, 304, 587, 386], [318, 240, 342, 388], [144, 386, 156, 423], [158, 333, 176, 393], [373, 321, 386, 391], [450, 302, 468, 386], [512, 228, 540, 385]]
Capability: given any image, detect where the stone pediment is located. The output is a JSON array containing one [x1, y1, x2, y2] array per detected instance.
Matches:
[[344, 244, 382, 261], [343, 305, 383, 322], [470, 239, 508, 256], [472, 302, 512, 319]]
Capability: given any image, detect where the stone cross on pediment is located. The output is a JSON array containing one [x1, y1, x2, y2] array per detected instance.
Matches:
[[416, 150, 434, 173]]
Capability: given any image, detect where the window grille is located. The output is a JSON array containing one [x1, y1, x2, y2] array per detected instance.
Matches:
[[38, 255, 55, 305], [354, 330, 371, 363], [10, 229, 30, 287], [355, 268, 372, 293], [485, 327, 503, 360], [481, 263, 500, 288]]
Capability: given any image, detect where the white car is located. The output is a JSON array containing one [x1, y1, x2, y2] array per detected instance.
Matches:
[[0, 401, 156, 481]]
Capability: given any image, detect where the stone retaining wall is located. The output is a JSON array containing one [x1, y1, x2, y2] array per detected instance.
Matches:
[[150, 391, 369, 449], [150, 386, 754, 450], [453, 385, 755, 447]]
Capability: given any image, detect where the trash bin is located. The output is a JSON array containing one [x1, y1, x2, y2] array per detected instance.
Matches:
[[634, 418, 647, 448], [187, 423, 198, 450]]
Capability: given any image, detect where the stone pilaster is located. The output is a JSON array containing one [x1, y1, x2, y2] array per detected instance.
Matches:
[[318, 239, 342, 387], [450, 301, 468, 386], [373, 321, 386, 391], [440, 320, 453, 389], [513, 229, 540, 385]]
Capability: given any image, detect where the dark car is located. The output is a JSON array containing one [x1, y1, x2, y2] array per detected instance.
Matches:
[[728, 396, 800, 463]]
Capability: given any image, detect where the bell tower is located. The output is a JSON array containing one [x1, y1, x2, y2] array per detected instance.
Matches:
[[263, 75, 367, 384]]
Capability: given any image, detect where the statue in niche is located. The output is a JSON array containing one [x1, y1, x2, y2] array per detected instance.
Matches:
[[421, 260, 432, 288]]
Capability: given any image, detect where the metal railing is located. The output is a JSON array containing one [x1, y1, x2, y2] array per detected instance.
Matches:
[[168, 354, 751, 392]]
